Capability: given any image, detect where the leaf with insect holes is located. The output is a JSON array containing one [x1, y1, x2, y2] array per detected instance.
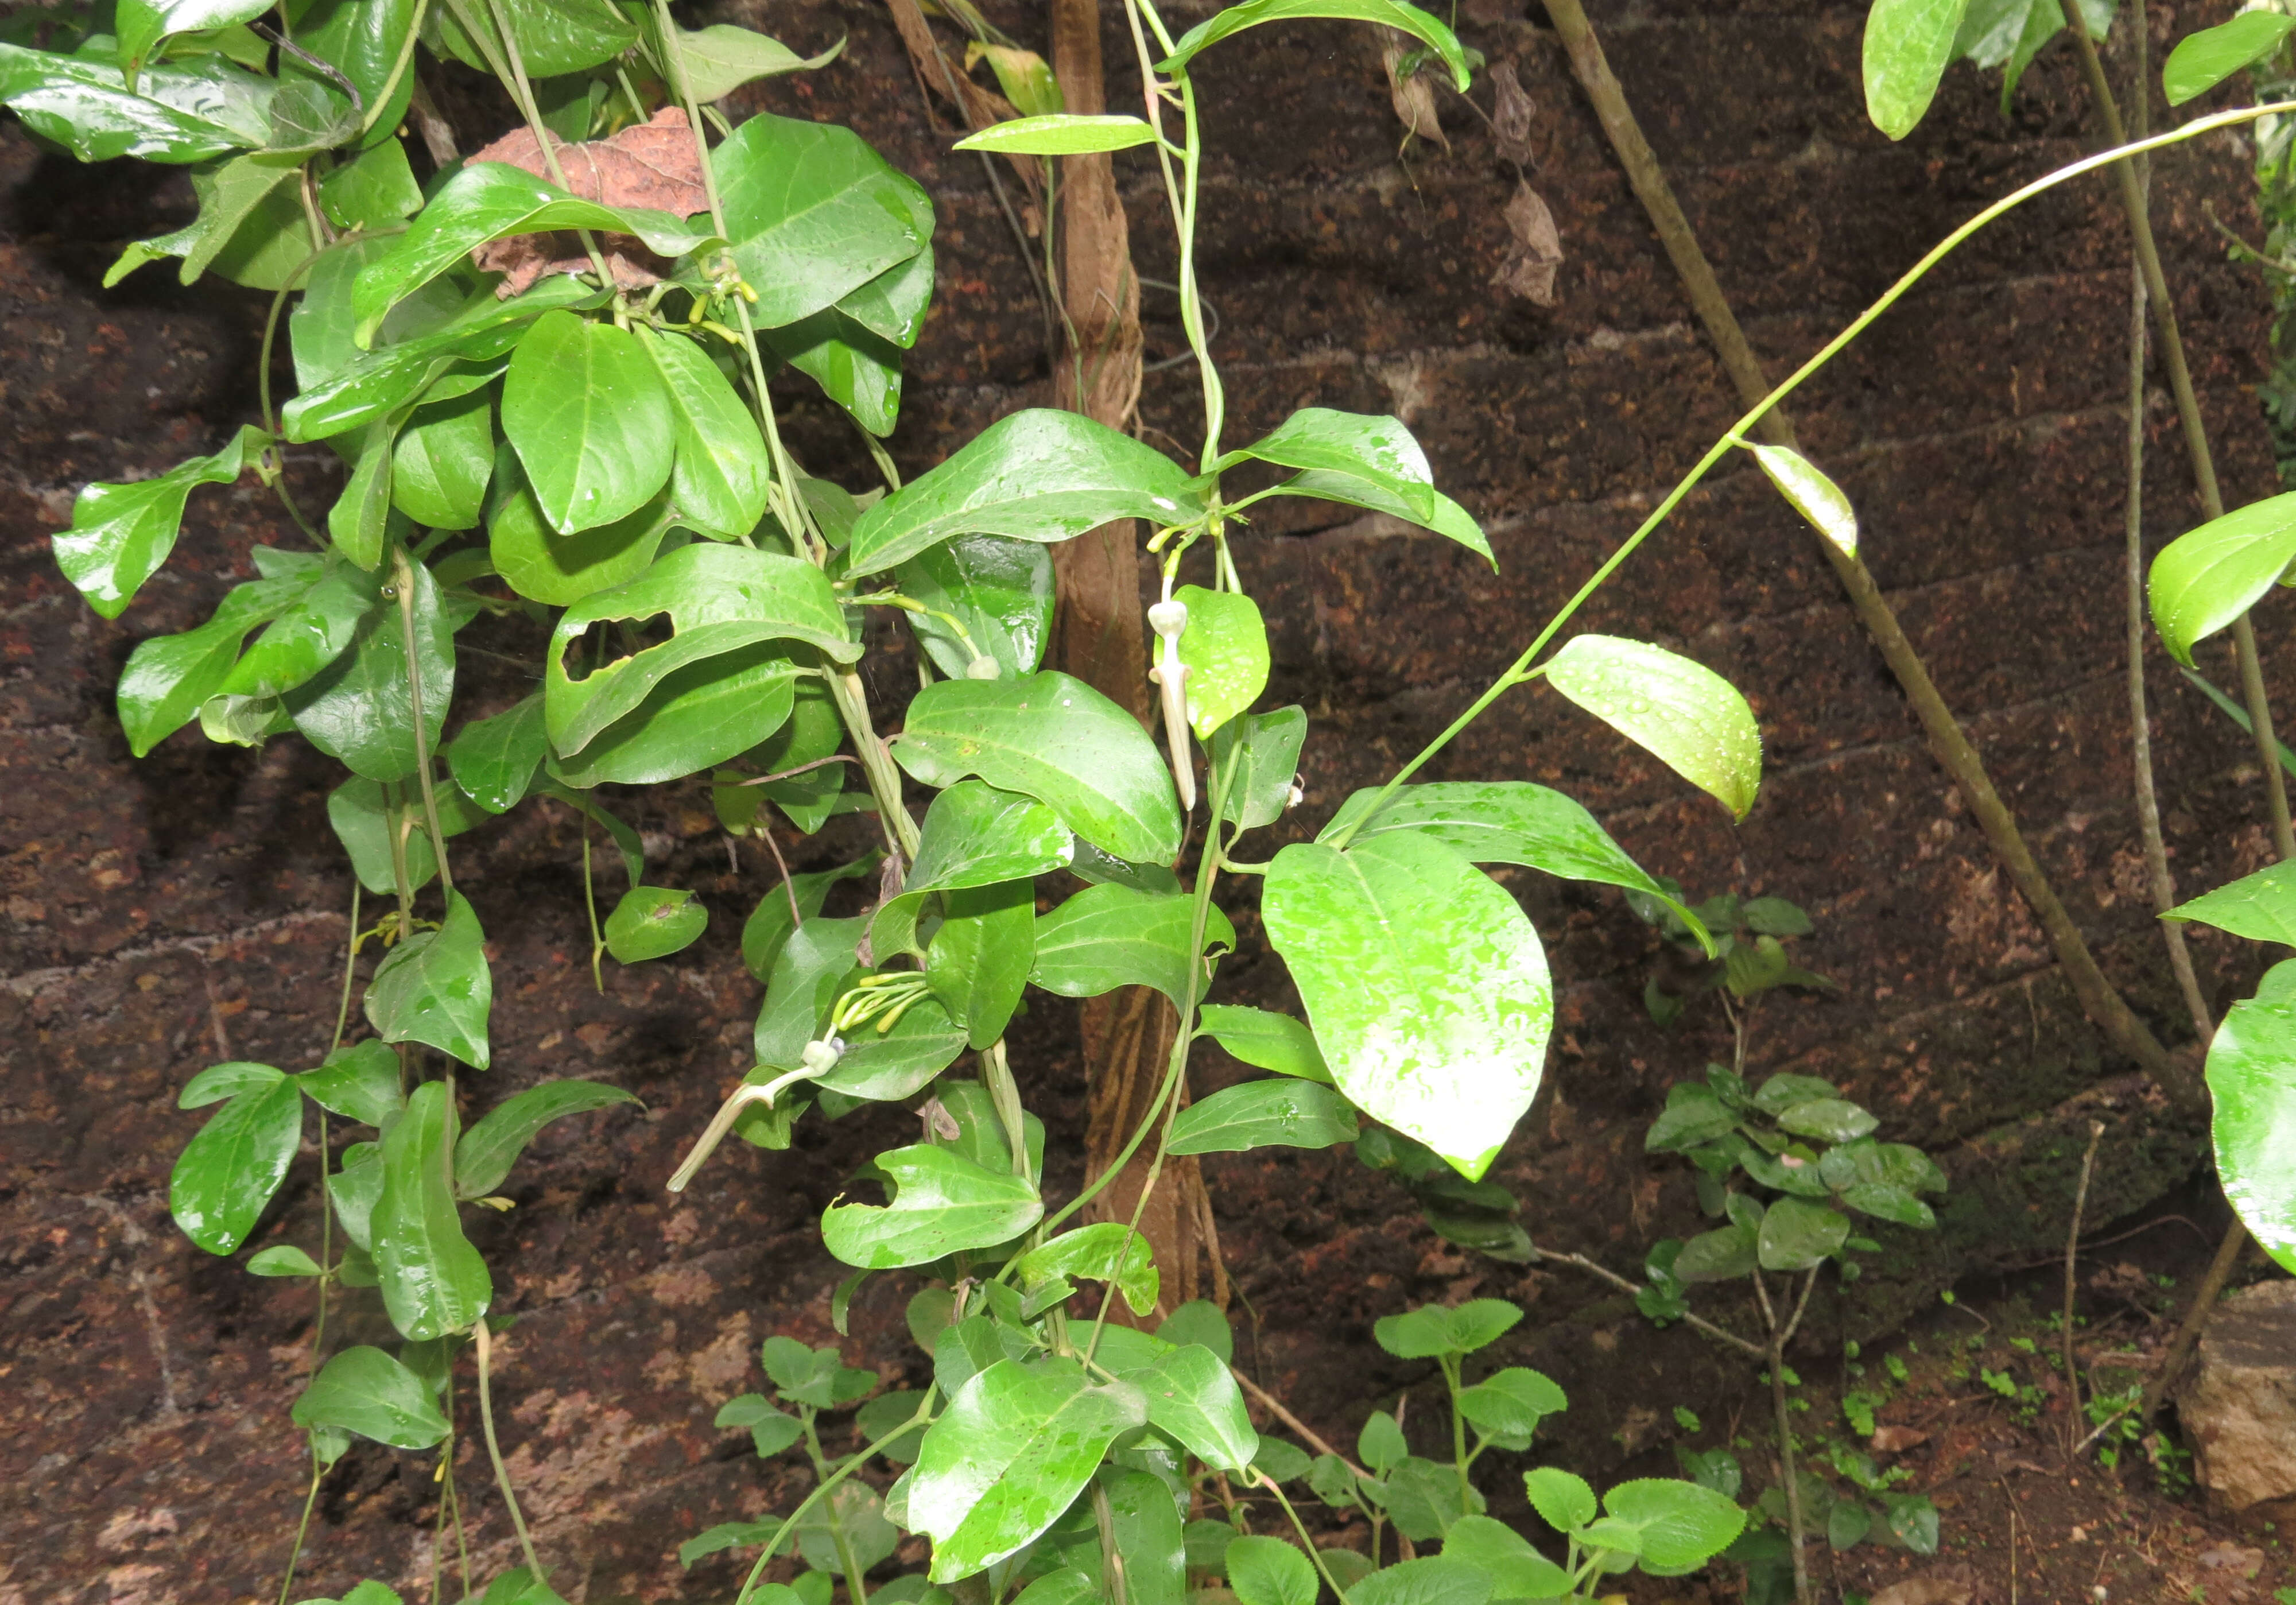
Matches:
[[821, 1145, 1042, 1269]]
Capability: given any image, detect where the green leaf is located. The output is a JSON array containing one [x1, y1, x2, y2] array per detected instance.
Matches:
[[0, 44, 274, 162], [637, 325, 772, 540], [223, 559, 378, 700], [327, 774, 484, 896], [796, 1483, 901, 1575], [1863, 0, 1974, 138], [1123, 1342, 1259, 1472], [909, 1357, 1147, 1581], [280, 0, 417, 152], [488, 467, 671, 608], [754, 915, 866, 1068], [896, 672, 1182, 863], [763, 308, 906, 438], [373, 1079, 491, 1340], [1196, 1005, 1331, 1084], [2167, 859, 2296, 944], [741, 858, 875, 981], [1455, 1367, 1567, 1440], [548, 642, 798, 792], [1217, 408, 1436, 521], [714, 111, 933, 330], [1172, 585, 1269, 738], [116, 572, 310, 755], [181, 1060, 286, 1107], [499, 312, 675, 534], [1211, 704, 1308, 832], [1348, 1558, 1491, 1605], [2164, 10, 2295, 103], [1438, 1515, 1574, 1602], [1267, 467, 1494, 568], [1031, 883, 1236, 1009], [328, 416, 404, 571], [391, 390, 494, 531], [432, 0, 635, 76], [290, 1345, 451, 1448], [106, 150, 311, 290], [54, 425, 266, 618], [1646, 1084, 1737, 1153], [1016, 1223, 1160, 1316], [454, 1078, 638, 1198], [352, 168, 710, 344], [1224, 1537, 1316, 1605], [604, 886, 708, 963], [898, 534, 1054, 680], [298, 1040, 406, 1127], [1756, 1196, 1851, 1270], [1263, 833, 1551, 1181], [2151, 493, 2296, 666], [1542, 634, 1761, 820], [821, 1145, 1042, 1269], [249, 1244, 324, 1276], [1748, 443, 1858, 558], [1372, 1305, 1452, 1360], [848, 410, 1201, 574], [169, 1076, 302, 1254], [545, 542, 854, 756], [1775, 1098, 1879, 1143], [926, 882, 1037, 1050], [2203, 962, 2296, 1273], [320, 137, 425, 231], [1166, 1080, 1358, 1155], [1522, 1467, 1597, 1533], [284, 559, 454, 784], [672, 24, 844, 100], [116, 0, 273, 87], [678, 1520, 781, 1567], [1600, 1479, 1747, 1572], [448, 693, 549, 815], [1157, 0, 1473, 89], [874, 780, 1074, 959], [1319, 780, 1704, 943], [365, 890, 493, 1069], [839, 246, 936, 349], [813, 997, 971, 1103], [955, 113, 1160, 154]]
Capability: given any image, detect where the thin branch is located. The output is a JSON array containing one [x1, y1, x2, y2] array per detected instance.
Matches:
[[2064, 1119, 2105, 1453], [1537, 1248, 1766, 1359], [1231, 1366, 1372, 1480]]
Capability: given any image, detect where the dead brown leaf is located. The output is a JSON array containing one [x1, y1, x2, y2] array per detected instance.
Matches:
[[1868, 1564, 1976, 1605], [1489, 180, 1562, 305], [1490, 60, 1536, 166], [468, 107, 709, 296], [1383, 33, 1448, 151], [1871, 1424, 1930, 1453]]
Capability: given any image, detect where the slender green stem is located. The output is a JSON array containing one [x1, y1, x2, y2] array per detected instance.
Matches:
[[273, 1457, 324, 1605], [1441, 1355, 1469, 1501], [800, 1409, 872, 1605], [391, 549, 453, 901], [331, 881, 361, 1053], [356, 0, 429, 140], [732, 1394, 939, 1605], [1254, 1472, 1351, 1601], [580, 822, 604, 992], [474, 1317, 548, 1584], [1331, 98, 2296, 848]]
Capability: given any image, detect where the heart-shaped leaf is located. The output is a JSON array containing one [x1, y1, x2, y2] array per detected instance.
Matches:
[[290, 1345, 451, 1449], [365, 891, 493, 1069], [822, 1145, 1042, 1269]]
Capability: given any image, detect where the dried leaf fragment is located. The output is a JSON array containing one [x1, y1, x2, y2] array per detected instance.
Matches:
[[1870, 1424, 1929, 1453], [1490, 180, 1563, 306], [1383, 33, 1449, 152], [468, 107, 711, 296], [1491, 60, 1537, 166]]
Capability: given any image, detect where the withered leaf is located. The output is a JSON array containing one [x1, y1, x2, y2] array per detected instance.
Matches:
[[1869, 1424, 1929, 1453], [1491, 60, 1537, 166], [468, 107, 711, 297], [1490, 180, 1563, 306], [1383, 34, 1448, 152]]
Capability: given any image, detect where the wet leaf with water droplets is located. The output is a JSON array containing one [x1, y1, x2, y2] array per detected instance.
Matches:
[[1543, 635, 1761, 820]]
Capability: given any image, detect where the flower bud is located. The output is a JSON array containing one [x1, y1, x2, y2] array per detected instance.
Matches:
[[1147, 599, 1189, 639]]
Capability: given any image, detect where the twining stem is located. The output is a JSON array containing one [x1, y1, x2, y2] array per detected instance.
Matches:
[[357, 0, 430, 141], [1230, 1366, 1374, 1479], [273, 1460, 324, 1605], [802, 1411, 872, 1605], [2055, 0, 2296, 863], [475, 1317, 548, 1584], [2064, 1119, 2105, 1452], [580, 823, 604, 992], [1753, 1269, 1820, 1605], [1254, 1470, 1354, 1603], [391, 549, 452, 900], [732, 1395, 940, 1605]]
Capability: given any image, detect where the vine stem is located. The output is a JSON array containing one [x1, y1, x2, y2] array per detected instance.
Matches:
[[2064, 1119, 2104, 1453], [391, 549, 452, 900], [1252, 1470, 1353, 1603], [273, 1460, 324, 1605], [732, 1395, 939, 1605], [1230, 1367, 1372, 1480], [455, 0, 615, 286], [474, 1318, 548, 1584]]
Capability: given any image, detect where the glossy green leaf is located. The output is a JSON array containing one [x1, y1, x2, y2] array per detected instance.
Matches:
[[2202, 961, 2296, 1273], [1267, 467, 1494, 568], [1954, 0, 2113, 109], [1600, 1479, 1747, 1572], [1263, 832, 1551, 1181], [169, 1075, 302, 1254], [290, 1345, 451, 1448], [454, 1078, 639, 1197], [116, 0, 273, 85], [741, 858, 875, 982], [489, 467, 671, 607], [54, 424, 266, 618], [1756, 1196, 1851, 1270], [1217, 408, 1436, 520], [448, 693, 549, 815], [1124, 1342, 1259, 1472], [320, 137, 425, 230], [1157, 0, 1472, 89], [549, 639, 798, 791], [1349, 1558, 1490, 1605], [393, 390, 494, 531], [501, 312, 675, 534], [1320, 780, 1702, 940], [545, 542, 853, 756], [672, 24, 844, 100], [1775, 1098, 1879, 1143], [926, 882, 1037, 1050], [325, 774, 484, 896], [754, 915, 866, 1069], [637, 325, 772, 540], [1438, 1516, 1573, 1602], [284, 560, 454, 783], [821, 1145, 1042, 1269], [1225, 1537, 1316, 1605], [848, 410, 1201, 574], [1749, 443, 1857, 557], [909, 1357, 1147, 1581], [431, 0, 635, 76], [839, 244, 935, 348], [714, 112, 933, 329], [1863, 0, 1973, 138], [1172, 585, 1269, 738], [1211, 704, 1308, 831], [249, 1245, 324, 1276], [373, 1080, 491, 1342], [2164, 10, 2295, 103], [2149, 493, 2296, 666], [763, 308, 905, 438], [954, 113, 1159, 154], [1543, 634, 1761, 820], [352, 167, 711, 344], [874, 780, 1073, 959], [895, 672, 1182, 862], [1196, 1005, 1331, 1083], [223, 559, 377, 700], [281, 0, 417, 151], [1016, 1223, 1159, 1315], [106, 150, 310, 290], [604, 886, 708, 963], [2166, 859, 2296, 944], [0, 44, 274, 162], [116, 572, 311, 755], [1673, 1219, 1757, 1282], [812, 998, 970, 1103], [898, 534, 1056, 680], [181, 1060, 286, 1107], [365, 891, 493, 1069], [1166, 1080, 1358, 1155], [328, 1142, 385, 1253], [328, 416, 404, 571], [1031, 883, 1236, 1009], [298, 1040, 405, 1128]]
